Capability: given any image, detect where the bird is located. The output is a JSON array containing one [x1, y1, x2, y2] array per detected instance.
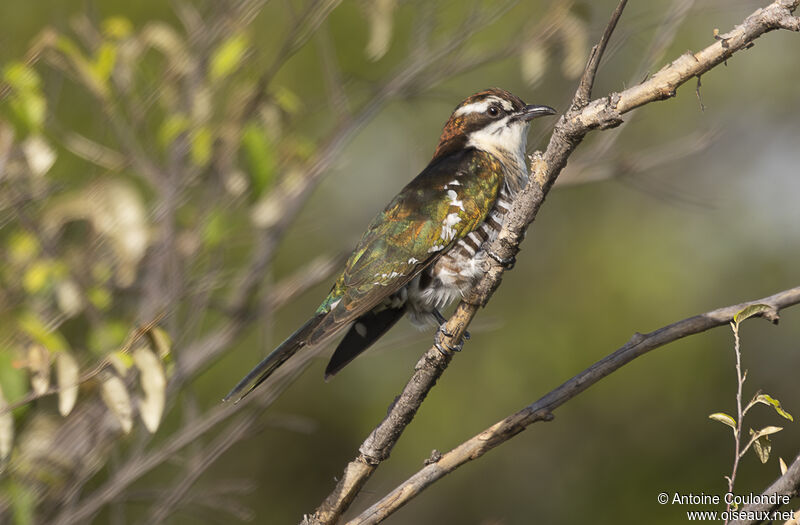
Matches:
[[225, 88, 556, 402]]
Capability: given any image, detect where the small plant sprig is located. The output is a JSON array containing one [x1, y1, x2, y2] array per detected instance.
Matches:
[[709, 304, 794, 522]]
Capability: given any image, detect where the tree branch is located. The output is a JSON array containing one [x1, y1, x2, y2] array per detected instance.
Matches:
[[730, 452, 800, 525], [306, 0, 800, 522], [351, 287, 800, 524]]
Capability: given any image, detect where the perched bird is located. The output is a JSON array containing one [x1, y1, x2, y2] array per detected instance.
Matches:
[[225, 88, 555, 402]]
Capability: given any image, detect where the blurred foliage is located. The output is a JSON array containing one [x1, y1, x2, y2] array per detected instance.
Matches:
[[0, 0, 799, 524]]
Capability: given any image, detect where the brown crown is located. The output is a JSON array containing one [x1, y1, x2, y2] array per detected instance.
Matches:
[[432, 88, 527, 160]]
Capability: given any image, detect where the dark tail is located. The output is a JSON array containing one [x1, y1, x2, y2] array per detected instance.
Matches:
[[224, 315, 323, 403], [324, 306, 405, 380]]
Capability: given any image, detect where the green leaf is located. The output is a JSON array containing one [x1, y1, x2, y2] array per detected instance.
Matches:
[[91, 42, 118, 84], [202, 209, 226, 248], [3, 62, 42, 91], [22, 260, 52, 294], [273, 86, 302, 115], [190, 126, 212, 166], [8, 232, 40, 264], [734, 304, 772, 325], [2, 62, 47, 132], [0, 350, 28, 407], [17, 312, 69, 353], [88, 287, 112, 311], [7, 481, 35, 525], [209, 33, 249, 82], [158, 113, 190, 148], [88, 321, 128, 355], [754, 394, 794, 421], [102, 17, 133, 39], [242, 123, 275, 198], [709, 412, 737, 433], [56, 35, 109, 98]]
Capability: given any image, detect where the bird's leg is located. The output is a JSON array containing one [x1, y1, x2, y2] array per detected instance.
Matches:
[[432, 308, 468, 355], [487, 249, 516, 270]]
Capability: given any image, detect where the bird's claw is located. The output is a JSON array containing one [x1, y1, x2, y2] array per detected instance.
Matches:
[[434, 325, 464, 356], [488, 249, 516, 269]]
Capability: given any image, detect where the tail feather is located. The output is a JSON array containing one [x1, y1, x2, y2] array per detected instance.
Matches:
[[324, 306, 405, 380], [224, 315, 323, 403]]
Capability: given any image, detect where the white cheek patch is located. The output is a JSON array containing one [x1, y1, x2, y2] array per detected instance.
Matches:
[[466, 118, 529, 164]]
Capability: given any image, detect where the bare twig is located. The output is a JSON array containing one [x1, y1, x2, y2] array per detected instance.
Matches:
[[306, 1, 800, 523], [350, 287, 800, 524], [725, 320, 746, 521], [574, 0, 628, 108]]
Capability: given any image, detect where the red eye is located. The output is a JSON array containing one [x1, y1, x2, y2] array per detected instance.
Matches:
[[487, 106, 500, 117]]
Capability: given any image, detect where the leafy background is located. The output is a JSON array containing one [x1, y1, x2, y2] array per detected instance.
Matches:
[[0, 0, 798, 523]]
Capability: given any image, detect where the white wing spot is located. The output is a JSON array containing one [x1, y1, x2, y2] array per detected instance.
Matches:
[[446, 189, 464, 210], [329, 298, 341, 309], [428, 244, 444, 253], [408, 257, 419, 264]]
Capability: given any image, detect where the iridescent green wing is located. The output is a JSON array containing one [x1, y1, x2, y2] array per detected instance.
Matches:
[[310, 148, 503, 342]]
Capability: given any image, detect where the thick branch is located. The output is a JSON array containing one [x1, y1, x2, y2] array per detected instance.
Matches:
[[307, 0, 800, 523], [351, 287, 800, 523]]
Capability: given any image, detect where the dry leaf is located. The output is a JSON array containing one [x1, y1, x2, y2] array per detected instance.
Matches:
[[521, 42, 549, 87], [56, 352, 80, 416], [0, 385, 13, 460], [133, 347, 166, 433], [101, 374, 133, 434], [28, 344, 51, 396], [364, 0, 396, 61]]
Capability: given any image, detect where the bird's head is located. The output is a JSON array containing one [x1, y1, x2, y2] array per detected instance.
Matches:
[[432, 88, 556, 163]]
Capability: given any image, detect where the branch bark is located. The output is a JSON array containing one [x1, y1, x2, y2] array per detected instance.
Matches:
[[730, 452, 800, 525], [306, 0, 800, 523], [351, 287, 800, 524]]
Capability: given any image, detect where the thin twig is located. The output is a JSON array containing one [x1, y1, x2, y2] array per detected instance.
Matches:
[[573, 0, 628, 108], [725, 320, 745, 522]]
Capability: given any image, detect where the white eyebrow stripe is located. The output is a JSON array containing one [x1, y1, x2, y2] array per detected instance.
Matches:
[[454, 96, 513, 117], [454, 100, 491, 117]]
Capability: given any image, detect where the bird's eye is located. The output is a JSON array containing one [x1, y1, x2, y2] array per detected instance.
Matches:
[[487, 106, 500, 117]]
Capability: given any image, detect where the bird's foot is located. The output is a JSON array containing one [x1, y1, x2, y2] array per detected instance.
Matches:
[[432, 309, 470, 340], [434, 325, 464, 355], [488, 249, 516, 270]]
